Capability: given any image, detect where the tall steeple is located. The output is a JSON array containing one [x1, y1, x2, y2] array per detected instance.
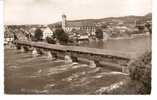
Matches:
[[62, 14, 66, 30]]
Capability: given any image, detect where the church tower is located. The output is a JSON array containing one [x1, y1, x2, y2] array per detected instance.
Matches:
[[62, 14, 67, 30]]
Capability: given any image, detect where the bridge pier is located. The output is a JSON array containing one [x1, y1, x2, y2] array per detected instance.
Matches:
[[32, 48, 40, 57], [89, 60, 102, 68], [64, 55, 73, 63], [13, 42, 20, 50], [95, 60, 102, 67], [71, 56, 78, 62], [89, 60, 96, 68], [47, 51, 56, 60], [20, 46, 28, 53], [122, 65, 129, 74]]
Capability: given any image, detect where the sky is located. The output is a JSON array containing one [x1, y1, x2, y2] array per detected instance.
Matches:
[[4, 0, 152, 25]]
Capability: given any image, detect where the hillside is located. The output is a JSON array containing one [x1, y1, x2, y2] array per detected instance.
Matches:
[[49, 13, 152, 27]]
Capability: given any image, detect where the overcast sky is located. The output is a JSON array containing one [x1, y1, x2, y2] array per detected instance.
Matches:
[[4, 0, 152, 25]]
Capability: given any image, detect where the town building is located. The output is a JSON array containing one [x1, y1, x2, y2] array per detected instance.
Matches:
[[42, 26, 53, 39], [61, 14, 96, 35]]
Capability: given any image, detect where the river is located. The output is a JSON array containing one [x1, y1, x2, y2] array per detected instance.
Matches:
[[79, 35, 151, 54], [4, 35, 151, 94]]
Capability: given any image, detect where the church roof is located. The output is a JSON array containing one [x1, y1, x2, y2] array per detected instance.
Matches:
[[43, 27, 53, 34]]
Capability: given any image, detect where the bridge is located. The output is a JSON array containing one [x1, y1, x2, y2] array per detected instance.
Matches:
[[14, 40, 138, 74]]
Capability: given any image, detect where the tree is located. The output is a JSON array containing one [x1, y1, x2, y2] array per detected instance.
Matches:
[[53, 28, 69, 45], [136, 25, 145, 33], [32, 28, 43, 41], [145, 22, 152, 35], [95, 28, 103, 40], [13, 31, 18, 41], [46, 36, 56, 44]]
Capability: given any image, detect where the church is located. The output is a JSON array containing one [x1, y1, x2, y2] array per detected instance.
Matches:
[[61, 14, 96, 35]]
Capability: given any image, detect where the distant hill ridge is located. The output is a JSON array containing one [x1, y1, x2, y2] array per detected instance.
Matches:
[[5, 13, 151, 26], [50, 13, 152, 26]]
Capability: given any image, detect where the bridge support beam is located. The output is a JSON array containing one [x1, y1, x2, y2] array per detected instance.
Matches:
[[32, 48, 40, 57], [64, 55, 73, 63]]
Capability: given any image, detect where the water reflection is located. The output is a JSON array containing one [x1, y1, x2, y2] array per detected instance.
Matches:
[[79, 36, 151, 53]]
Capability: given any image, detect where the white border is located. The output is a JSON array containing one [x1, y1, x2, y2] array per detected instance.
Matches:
[[0, 0, 4, 95], [151, 0, 157, 96], [0, 0, 157, 100]]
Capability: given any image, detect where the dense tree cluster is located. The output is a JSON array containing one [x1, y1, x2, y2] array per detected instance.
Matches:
[[46, 36, 56, 44], [145, 22, 152, 35], [32, 28, 43, 41], [129, 51, 151, 94], [53, 28, 69, 45], [95, 28, 103, 40]]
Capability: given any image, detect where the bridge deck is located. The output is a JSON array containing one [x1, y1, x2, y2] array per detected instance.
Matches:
[[15, 40, 137, 60]]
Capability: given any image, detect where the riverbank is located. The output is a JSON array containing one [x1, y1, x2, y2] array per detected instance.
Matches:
[[109, 33, 150, 40]]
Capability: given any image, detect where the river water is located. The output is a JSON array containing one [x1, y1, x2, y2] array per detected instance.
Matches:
[[79, 35, 151, 54], [4, 35, 151, 94]]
